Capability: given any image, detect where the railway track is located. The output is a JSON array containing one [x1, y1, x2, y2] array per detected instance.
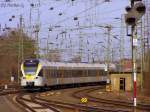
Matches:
[[0, 87, 21, 96], [2, 84, 148, 112], [72, 86, 150, 112], [0, 85, 61, 112], [34, 94, 130, 112], [1, 84, 124, 112], [0, 85, 130, 112], [15, 93, 61, 112]]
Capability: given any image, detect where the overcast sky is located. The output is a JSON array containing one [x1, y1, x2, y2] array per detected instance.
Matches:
[[0, 0, 132, 62]]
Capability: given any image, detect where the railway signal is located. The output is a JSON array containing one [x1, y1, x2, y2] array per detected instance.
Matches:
[[125, 0, 146, 107], [125, 1, 146, 25]]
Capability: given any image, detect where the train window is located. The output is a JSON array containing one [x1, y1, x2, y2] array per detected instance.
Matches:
[[24, 67, 37, 75], [24, 59, 39, 67], [43, 68, 105, 78]]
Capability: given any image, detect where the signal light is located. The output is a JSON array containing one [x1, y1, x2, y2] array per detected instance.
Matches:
[[134, 2, 146, 14], [35, 77, 38, 79], [125, 6, 132, 12], [125, 17, 136, 25], [125, 2, 146, 26]]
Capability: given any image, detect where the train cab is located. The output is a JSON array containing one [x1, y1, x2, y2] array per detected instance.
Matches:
[[20, 59, 45, 88]]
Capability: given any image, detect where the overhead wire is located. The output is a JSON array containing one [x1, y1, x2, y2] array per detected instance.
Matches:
[[41, 6, 125, 30], [0, 0, 130, 60], [53, 1, 105, 26]]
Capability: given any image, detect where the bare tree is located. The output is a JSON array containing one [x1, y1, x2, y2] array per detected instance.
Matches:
[[0, 29, 36, 82]]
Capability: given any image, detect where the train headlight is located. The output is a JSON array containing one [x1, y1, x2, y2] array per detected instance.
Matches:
[[35, 77, 38, 79]]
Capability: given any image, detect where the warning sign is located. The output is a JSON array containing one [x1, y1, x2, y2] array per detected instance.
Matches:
[[80, 97, 88, 103]]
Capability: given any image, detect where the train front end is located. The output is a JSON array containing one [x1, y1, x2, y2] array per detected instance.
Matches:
[[20, 59, 45, 88]]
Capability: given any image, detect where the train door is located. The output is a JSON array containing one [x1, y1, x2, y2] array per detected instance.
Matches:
[[60, 67, 64, 85], [120, 78, 125, 91]]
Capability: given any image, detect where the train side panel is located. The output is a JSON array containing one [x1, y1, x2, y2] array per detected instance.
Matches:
[[45, 76, 107, 86]]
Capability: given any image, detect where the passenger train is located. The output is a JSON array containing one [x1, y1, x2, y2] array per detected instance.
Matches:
[[20, 59, 116, 88]]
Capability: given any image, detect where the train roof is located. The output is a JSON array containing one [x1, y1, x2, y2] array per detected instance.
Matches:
[[39, 59, 116, 70]]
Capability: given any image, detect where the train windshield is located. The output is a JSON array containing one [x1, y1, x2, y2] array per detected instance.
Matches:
[[23, 59, 39, 75], [24, 67, 37, 75]]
